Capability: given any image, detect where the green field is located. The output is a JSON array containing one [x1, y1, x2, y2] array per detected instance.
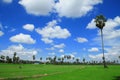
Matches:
[[0, 64, 120, 80]]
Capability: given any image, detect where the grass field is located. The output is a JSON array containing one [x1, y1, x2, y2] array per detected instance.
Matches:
[[0, 64, 120, 80]]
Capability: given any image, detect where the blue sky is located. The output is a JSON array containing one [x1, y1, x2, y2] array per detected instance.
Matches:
[[0, 0, 120, 61]]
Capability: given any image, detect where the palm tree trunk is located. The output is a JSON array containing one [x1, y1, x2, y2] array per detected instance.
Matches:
[[100, 29, 108, 68]]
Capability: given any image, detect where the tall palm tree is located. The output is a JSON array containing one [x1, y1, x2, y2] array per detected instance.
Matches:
[[95, 15, 107, 68]]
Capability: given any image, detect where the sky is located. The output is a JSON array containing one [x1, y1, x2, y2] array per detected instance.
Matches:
[[0, 0, 120, 61]]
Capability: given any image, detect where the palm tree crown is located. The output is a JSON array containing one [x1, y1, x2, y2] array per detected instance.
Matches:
[[95, 15, 107, 29]]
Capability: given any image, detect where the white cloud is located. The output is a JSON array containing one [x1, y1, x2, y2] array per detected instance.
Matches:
[[89, 46, 120, 61], [3, 0, 13, 4], [10, 33, 36, 44], [19, 0, 55, 16], [0, 31, 4, 36], [41, 38, 53, 44], [23, 24, 35, 31], [54, 43, 65, 48], [46, 47, 55, 51], [86, 19, 96, 29], [48, 52, 55, 55], [59, 49, 64, 53], [75, 37, 88, 43], [0, 44, 38, 60], [88, 47, 99, 52], [36, 20, 71, 44], [55, 0, 102, 18]]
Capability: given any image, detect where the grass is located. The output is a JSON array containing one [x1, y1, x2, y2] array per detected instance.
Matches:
[[0, 63, 120, 80]]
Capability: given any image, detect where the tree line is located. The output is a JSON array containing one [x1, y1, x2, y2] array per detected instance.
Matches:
[[0, 52, 120, 65]]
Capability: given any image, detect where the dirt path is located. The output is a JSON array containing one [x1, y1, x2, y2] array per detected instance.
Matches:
[[0, 71, 64, 80]]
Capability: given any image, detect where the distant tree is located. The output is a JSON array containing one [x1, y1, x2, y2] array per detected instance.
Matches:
[[13, 52, 17, 63], [40, 57, 42, 62], [76, 58, 79, 64], [16, 57, 20, 63], [53, 56, 57, 64], [33, 55, 35, 61], [83, 58, 85, 64], [0, 55, 5, 62], [6, 56, 9, 63], [58, 57, 61, 62], [61, 57, 64, 64]]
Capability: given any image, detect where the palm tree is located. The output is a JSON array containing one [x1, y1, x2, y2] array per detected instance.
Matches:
[[6, 56, 9, 63], [40, 57, 42, 63], [53, 56, 57, 64], [16, 57, 20, 63], [95, 15, 108, 68], [0, 55, 5, 62], [83, 58, 85, 64], [76, 58, 79, 64], [13, 52, 17, 63], [61, 57, 64, 64], [33, 55, 35, 61]]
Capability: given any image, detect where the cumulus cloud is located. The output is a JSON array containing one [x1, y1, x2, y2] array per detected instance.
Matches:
[[54, 43, 65, 48], [55, 0, 102, 18], [59, 49, 64, 53], [48, 52, 56, 55], [3, 0, 13, 4], [10, 33, 36, 44], [0, 31, 4, 36], [75, 37, 88, 43], [23, 24, 35, 31], [88, 47, 99, 52], [86, 19, 96, 29], [0, 44, 38, 60], [19, 0, 55, 16], [89, 46, 120, 61], [36, 20, 71, 44]]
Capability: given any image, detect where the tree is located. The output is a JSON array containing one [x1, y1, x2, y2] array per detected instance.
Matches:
[[76, 58, 79, 64], [6, 56, 9, 63], [83, 58, 85, 64], [95, 15, 108, 68], [53, 56, 57, 64], [40, 57, 42, 63], [33, 55, 35, 61], [0, 55, 5, 62], [13, 52, 17, 63], [61, 57, 64, 64], [58, 57, 61, 62], [16, 57, 20, 63]]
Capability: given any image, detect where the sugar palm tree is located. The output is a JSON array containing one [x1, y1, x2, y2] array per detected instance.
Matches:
[[76, 58, 79, 64], [83, 58, 85, 64], [95, 15, 107, 68], [33, 55, 35, 64], [6, 56, 9, 63], [0, 55, 5, 62]]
